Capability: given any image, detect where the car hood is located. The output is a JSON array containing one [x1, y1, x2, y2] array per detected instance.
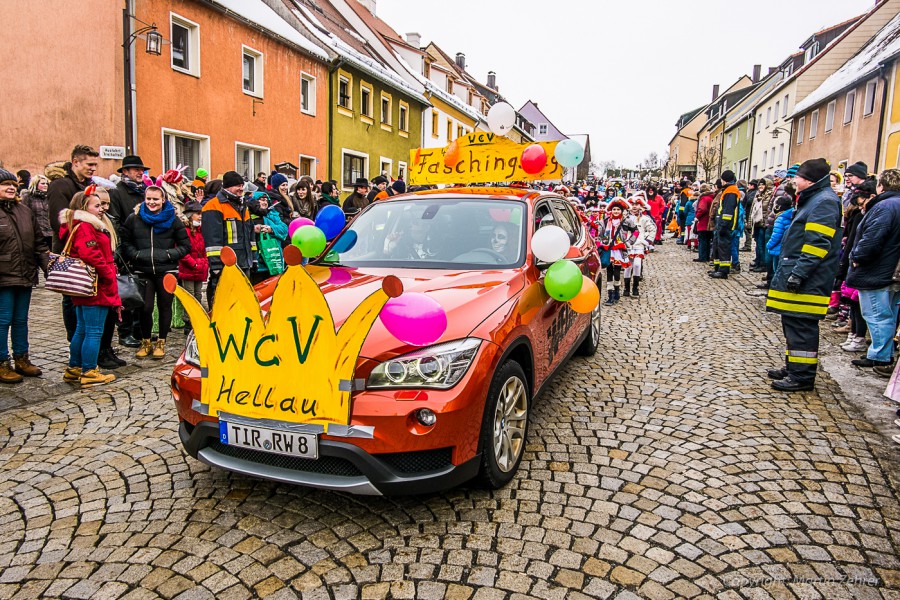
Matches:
[[259, 265, 525, 360]]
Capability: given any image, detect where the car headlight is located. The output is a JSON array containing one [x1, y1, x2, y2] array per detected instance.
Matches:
[[368, 338, 482, 389], [184, 331, 200, 367]]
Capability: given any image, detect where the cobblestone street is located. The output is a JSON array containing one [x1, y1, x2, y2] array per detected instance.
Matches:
[[1, 243, 898, 599]]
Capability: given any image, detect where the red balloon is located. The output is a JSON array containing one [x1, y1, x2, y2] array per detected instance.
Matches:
[[521, 144, 547, 174]]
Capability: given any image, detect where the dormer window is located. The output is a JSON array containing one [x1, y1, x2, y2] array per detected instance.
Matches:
[[804, 41, 820, 64]]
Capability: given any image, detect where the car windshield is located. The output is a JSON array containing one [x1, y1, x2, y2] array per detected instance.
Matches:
[[328, 198, 526, 269]]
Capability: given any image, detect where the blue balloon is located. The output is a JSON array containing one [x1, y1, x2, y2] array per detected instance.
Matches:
[[554, 139, 585, 169], [331, 230, 358, 253], [315, 205, 346, 240]]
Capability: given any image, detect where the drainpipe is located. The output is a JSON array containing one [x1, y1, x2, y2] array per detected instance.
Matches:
[[328, 58, 345, 185], [873, 62, 891, 171], [123, 0, 137, 153], [746, 113, 755, 180]]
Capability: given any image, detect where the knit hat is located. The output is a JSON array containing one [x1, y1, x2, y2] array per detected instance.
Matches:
[[0, 168, 16, 185], [222, 171, 244, 188], [269, 172, 288, 189], [774, 195, 793, 212], [183, 201, 203, 215], [371, 175, 388, 186], [786, 163, 801, 178], [795, 158, 830, 183], [196, 168, 209, 179], [773, 169, 787, 179], [721, 170, 736, 184], [391, 180, 407, 194], [845, 161, 868, 179]]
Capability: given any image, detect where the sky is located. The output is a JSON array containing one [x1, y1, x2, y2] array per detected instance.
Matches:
[[374, 0, 876, 168]]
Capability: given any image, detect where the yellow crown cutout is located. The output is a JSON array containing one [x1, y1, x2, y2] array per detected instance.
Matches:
[[164, 246, 403, 432]]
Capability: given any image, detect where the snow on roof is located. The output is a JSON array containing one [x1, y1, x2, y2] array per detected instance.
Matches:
[[291, 6, 428, 104], [793, 12, 900, 115], [213, 0, 328, 60]]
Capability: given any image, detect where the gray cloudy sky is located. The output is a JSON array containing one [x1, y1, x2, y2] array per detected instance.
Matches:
[[376, 0, 876, 167]]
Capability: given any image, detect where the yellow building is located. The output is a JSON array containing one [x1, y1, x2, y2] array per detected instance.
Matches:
[[881, 55, 900, 170]]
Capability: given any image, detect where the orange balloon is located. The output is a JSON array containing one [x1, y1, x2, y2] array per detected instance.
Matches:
[[569, 276, 600, 314], [444, 140, 461, 167]]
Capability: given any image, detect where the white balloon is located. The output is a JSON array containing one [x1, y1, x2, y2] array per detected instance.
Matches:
[[531, 225, 570, 263], [487, 102, 516, 137]]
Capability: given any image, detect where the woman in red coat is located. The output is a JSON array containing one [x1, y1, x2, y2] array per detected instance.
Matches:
[[177, 201, 208, 333], [692, 183, 715, 263], [645, 185, 667, 245], [58, 188, 121, 387]]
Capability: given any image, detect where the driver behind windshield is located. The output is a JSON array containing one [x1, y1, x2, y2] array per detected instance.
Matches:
[[385, 219, 439, 260], [491, 222, 518, 262]]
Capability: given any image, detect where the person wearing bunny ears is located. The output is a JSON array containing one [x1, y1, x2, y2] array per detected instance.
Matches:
[[623, 197, 657, 298]]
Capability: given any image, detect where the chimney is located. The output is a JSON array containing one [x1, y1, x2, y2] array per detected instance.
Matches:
[[752, 64, 761, 83], [712, 84, 720, 101], [356, 0, 376, 13], [768, 66, 777, 76], [487, 71, 497, 90], [455, 53, 466, 70], [405, 32, 421, 47]]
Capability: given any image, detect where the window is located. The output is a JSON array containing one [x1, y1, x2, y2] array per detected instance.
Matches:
[[341, 150, 367, 189], [747, 121, 751, 140], [338, 73, 351, 110], [762, 150, 768, 168], [446, 77, 453, 94], [162, 129, 208, 181], [864, 80, 877, 115], [726, 133, 732, 150], [766, 107, 772, 127], [809, 110, 818, 139], [769, 147, 775, 168], [739, 159, 748, 179], [457, 124, 464, 139], [170, 13, 200, 76], [797, 116, 805, 144], [360, 82, 372, 118], [446, 118, 452, 142], [399, 101, 409, 133], [242, 46, 263, 97], [431, 112, 439, 137], [380, 158, 392, 178], [298, 155, 316, 179], [804, 41, 819, 64], [380, 93, 391, 126], [397, 161, 407, 182], [235, 142, 269, 181], [778, 143, 784, 165], [300, 72, 316, 115], [825, 100, 835, 132], [423, 62, 430, 79], [752, 165, 758, 179], [844, 90, 855, 124], [756, 113, 761, 133], [782, 95, 789, 118], [539, 124, 549, 136], [774, 101, 780, 122]]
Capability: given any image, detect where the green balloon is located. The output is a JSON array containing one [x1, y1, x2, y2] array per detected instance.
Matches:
[[324, 250, 340, 263], [544, 260, 582, 301], [291, 225, 327, 258]]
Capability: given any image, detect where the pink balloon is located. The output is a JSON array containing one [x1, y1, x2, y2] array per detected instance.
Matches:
[[380, 292, 448, 346], [288, 217, 315, 238], [327, 268, 352, 286]]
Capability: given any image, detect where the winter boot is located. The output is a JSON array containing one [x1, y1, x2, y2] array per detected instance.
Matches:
[[97, 349, 120, 370], [622, 278, 631, 297], [0, 360, 23, 384], [152, 339, 166, 360], [108, 347, 127, 367], [14, 353, 42, 377], [604, 290, 615, 306], [63, 366, 82, 383], [136, 339, 153, 358], [613, 287, 621, 303], [80, 368, 116, 388], [632, 277, 641, 297]]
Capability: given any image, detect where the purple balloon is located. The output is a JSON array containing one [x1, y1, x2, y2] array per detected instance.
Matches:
[[288, 217, 315, 238], [380, 292, 448, 346]]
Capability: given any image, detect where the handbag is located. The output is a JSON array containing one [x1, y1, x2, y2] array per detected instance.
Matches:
[[599, 248, 611, 268], [46, 224, 98, 297], [116, 273, 145, 310], [259, 233, 285, 275]]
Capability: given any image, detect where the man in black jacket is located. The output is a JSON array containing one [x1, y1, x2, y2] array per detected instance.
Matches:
[[846, 169, 900, 375], [47, 145, 99, 341], [709, 170, 741, 279], [766, 158, 842, 391]]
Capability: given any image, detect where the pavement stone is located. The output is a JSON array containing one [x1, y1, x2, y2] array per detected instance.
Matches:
[[0, 243, 898, 598]]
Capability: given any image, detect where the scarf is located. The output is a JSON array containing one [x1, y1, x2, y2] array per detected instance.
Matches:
[[139, 200, 176, 233], [320, 193, 339, 206], [122, 176, 146, 196], [31, 189, 47, 199]]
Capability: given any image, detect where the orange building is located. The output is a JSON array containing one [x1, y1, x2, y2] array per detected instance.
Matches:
[[132, 0, 330, 181]]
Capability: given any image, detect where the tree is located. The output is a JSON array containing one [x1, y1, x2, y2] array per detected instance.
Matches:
[[694, 145, 721, 182]]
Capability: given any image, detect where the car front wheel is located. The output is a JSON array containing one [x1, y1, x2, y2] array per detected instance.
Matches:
[[477, 360, 530, 489]]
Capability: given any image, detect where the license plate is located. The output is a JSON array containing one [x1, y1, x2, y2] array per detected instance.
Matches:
[[219, 421, 318, 459]]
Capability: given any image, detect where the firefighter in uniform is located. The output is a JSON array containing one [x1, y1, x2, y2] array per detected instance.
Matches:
[[765, 158, 842, 391], [709, 170, 740, 279]]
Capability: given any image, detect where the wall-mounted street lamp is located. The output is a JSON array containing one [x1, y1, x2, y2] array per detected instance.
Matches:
[[770, 126, 791, 139], [123, 11, 167, 154]]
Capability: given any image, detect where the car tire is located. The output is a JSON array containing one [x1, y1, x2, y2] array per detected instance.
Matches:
[[576, 297, 601, 357], [477, 360, 530, 489]]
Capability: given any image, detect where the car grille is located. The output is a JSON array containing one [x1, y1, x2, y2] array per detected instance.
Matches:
[[376, 448, 453, 474], [209, 441, 363, 477]]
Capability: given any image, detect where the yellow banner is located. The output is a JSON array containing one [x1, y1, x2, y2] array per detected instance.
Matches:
[[409, 133, 562, 185]]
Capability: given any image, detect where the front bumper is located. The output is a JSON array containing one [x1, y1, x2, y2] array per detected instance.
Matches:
[[179, 420, 480, 495]]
